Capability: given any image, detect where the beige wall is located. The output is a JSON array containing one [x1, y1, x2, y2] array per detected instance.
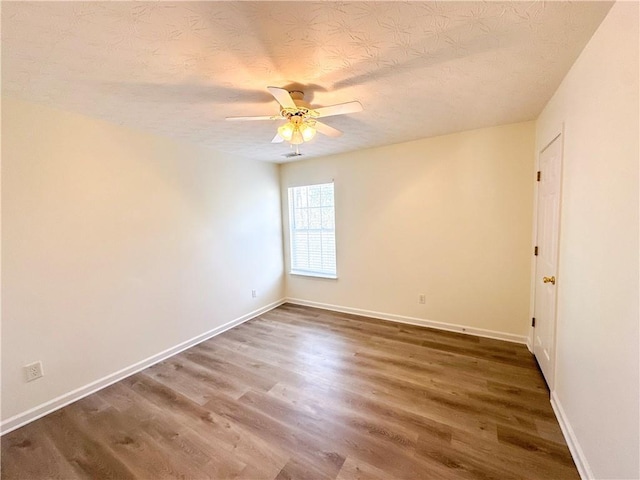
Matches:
[[1, 98, 284, 423], [536, 2, 639, 479], [281, 121, 535, 339]]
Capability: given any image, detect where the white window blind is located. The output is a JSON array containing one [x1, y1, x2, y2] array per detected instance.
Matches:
[[288, 182, 337, 278]]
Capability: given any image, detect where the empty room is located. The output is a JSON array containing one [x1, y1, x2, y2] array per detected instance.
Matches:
[[1, 1, 638, 479]]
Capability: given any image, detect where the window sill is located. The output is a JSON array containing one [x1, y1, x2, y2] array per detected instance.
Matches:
[[289, 270, 338, 280]]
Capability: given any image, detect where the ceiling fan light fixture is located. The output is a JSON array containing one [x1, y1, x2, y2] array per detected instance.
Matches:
[[277, 122, 295, 141], [299, 123, 316, 142], [291, 129, 304, 145]]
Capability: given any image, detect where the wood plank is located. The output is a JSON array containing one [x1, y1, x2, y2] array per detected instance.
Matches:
[[0, 421, 81, 480], [40, 409, 137, 479]]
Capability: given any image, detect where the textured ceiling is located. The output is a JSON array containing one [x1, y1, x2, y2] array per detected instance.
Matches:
[[2, 1, 612, 163]]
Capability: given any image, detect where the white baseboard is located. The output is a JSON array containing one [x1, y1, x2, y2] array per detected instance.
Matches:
[[285, 298, 527, 345], [0, 299, 286, 436], [526, 333, 534, 353], [550, 391, 593, 480]]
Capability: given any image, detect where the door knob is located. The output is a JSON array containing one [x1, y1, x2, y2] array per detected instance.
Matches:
[[543, 276, 556, 285]]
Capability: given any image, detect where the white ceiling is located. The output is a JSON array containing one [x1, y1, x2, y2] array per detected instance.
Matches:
[[2, 1, 612, 163]]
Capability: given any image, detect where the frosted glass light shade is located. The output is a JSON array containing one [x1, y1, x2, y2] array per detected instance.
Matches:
[[300, 123, 316, 141], [277, 122, 295, 141], [291, 129, 304, 145]]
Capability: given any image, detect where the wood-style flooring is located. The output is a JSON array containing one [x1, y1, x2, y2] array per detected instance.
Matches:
[[1, 304, 578, 479]]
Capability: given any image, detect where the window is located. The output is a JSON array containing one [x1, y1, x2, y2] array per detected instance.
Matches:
[[288, 182, 337, 278]]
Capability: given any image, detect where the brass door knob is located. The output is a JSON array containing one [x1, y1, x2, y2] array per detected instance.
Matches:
[[543, 276, 556, 285]]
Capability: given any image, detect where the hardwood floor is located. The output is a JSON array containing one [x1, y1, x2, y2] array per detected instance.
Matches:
[[1, 304, 578, 479]]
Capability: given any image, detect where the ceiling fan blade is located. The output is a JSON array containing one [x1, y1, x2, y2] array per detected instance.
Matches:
[[100, 81, 274, 105], [314, 121, 343, 138], [315, 101, 363, 118], [272, 133, 284, 143], [225, 115, 276, 121], [267, 86, 296, 109]]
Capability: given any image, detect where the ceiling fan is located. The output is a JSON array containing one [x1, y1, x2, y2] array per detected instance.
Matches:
[[225, 86, 363, 146]]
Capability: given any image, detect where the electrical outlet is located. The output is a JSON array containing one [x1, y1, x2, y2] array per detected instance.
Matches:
[[25, 361, 44, 382], [251, 289, 257, 298], [419, 294, 426, 304]]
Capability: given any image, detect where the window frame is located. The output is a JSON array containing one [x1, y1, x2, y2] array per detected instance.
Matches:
[[287, 181, 338, 279]]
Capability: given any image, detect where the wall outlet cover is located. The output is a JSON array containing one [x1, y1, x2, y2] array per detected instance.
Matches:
[[25, 361, 44, 382]]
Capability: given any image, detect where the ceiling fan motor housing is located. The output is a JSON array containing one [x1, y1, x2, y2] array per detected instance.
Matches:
[[280, 90, 316, 120]]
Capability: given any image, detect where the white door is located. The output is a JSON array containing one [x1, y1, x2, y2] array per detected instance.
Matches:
[[533, 134, 563, 389]]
